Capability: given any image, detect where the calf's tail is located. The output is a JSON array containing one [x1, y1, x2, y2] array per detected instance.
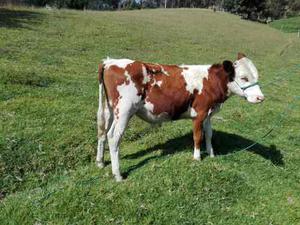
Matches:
[[98, 63, 105, 105], [97, 63, 107, 136]]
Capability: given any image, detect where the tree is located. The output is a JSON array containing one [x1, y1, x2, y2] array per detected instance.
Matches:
[[287, 0, 300, 16], [264, 0, 288, 19], [223, 0, 240, 13], [237, 0, 266, 20]]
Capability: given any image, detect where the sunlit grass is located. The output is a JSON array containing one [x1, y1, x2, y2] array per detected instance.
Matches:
[[270, 16, 300, 33], [0, 7, 300, 225]]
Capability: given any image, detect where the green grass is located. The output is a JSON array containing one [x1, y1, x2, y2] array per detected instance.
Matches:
[[270, 16, 300, 33], [1, 7, 300, 225]]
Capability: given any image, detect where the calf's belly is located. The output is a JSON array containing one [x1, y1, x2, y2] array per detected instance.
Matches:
[[136, 105, 171, 124]]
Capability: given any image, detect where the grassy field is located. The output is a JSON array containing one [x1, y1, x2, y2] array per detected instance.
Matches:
[[0, 7, 300, 224], [270, 16, 300, 33]]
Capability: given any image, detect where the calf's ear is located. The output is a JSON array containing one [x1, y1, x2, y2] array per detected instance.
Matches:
[[237, 52, 246, 60], [222, 60, 235, 82]]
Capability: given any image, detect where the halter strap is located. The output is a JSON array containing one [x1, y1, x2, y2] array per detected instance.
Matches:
[[240, 82, 259, 91], [235, 81, 259, 91]]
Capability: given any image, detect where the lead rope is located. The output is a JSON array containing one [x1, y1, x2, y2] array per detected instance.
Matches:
[[237, 95, 299, 151]]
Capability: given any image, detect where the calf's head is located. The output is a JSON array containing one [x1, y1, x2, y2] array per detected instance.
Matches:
[[227, 53, 264, 103]]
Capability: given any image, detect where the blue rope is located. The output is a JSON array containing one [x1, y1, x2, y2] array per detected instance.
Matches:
[[237, 63, 300, 151], [238, 95, 299, 151]]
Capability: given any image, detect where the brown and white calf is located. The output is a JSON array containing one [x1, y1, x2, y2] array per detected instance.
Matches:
[[97, 53, 264, 181]]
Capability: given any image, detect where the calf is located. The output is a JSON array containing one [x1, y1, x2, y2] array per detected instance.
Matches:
[[97, 53, 264, 181]]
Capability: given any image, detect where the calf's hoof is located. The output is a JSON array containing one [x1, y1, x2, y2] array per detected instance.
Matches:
[[96, 161, 105, 169], [193, 149, 201, 161], [115, 175, 123, 182], [193, 156, 201, 161]]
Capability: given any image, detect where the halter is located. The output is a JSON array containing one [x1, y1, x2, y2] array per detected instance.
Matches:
[[235, 81, 259, 91], [240, 82, 259, 91], [233, 81, 259, 98]]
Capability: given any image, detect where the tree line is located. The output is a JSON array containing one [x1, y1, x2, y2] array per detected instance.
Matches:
[[1, 0, 299, 21]]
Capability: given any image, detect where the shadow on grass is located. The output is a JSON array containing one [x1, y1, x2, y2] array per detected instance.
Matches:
[[0, 8, 44, 29], [123, 131, 284, 178]]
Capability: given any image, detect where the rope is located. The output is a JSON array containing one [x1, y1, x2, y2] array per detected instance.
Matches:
[[236, 64, 299, 151], [238, 95, 299, 151]]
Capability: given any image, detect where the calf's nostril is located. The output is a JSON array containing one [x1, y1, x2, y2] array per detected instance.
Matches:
[[257, 96, 265, 101]]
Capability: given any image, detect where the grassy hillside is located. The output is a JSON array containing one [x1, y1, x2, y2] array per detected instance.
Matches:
[[270, 16, 300, 33], [0, 7, 300, 224]]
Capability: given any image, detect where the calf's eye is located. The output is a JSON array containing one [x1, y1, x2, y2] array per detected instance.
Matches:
[[241, 77, 249, 82]]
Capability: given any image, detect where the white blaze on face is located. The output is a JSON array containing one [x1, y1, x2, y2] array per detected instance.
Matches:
[[180, 65, 210, 94], [229, 57, 264, 103]]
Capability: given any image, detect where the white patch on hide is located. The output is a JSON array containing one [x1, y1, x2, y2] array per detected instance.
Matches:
[[116, 75, 141, 115], [190, 107, 197, 117], [142, 65, 149, 84], [144, 100, 154, 112], [180, 65, 210, 94], [136, 99, 170, 123], [180, 107, 198, 119], [160, 66, 169, 76], [103, 58, 134, 69], [124, 71, 131, 80], [151, 79, 163, 87]]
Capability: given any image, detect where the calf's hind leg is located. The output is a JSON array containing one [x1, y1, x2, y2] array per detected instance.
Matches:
[[203, 117, 214, 157], [97, 102, 113, 168], [107, 112, 132, 182], [203, 104, 220, 157]]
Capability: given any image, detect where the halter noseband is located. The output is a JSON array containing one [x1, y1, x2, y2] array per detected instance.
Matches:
[[239, 82, 259, 91], [234, 81, 259, 98]]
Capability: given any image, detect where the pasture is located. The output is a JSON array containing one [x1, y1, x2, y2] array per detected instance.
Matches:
[[270, 16, 300, 33], [0, 7, 300, 224]]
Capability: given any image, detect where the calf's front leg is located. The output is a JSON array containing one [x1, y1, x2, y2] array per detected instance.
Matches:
[[203, 104, 220, 157], [193, 117, 204, 160], [203, 117, 214, 157]]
